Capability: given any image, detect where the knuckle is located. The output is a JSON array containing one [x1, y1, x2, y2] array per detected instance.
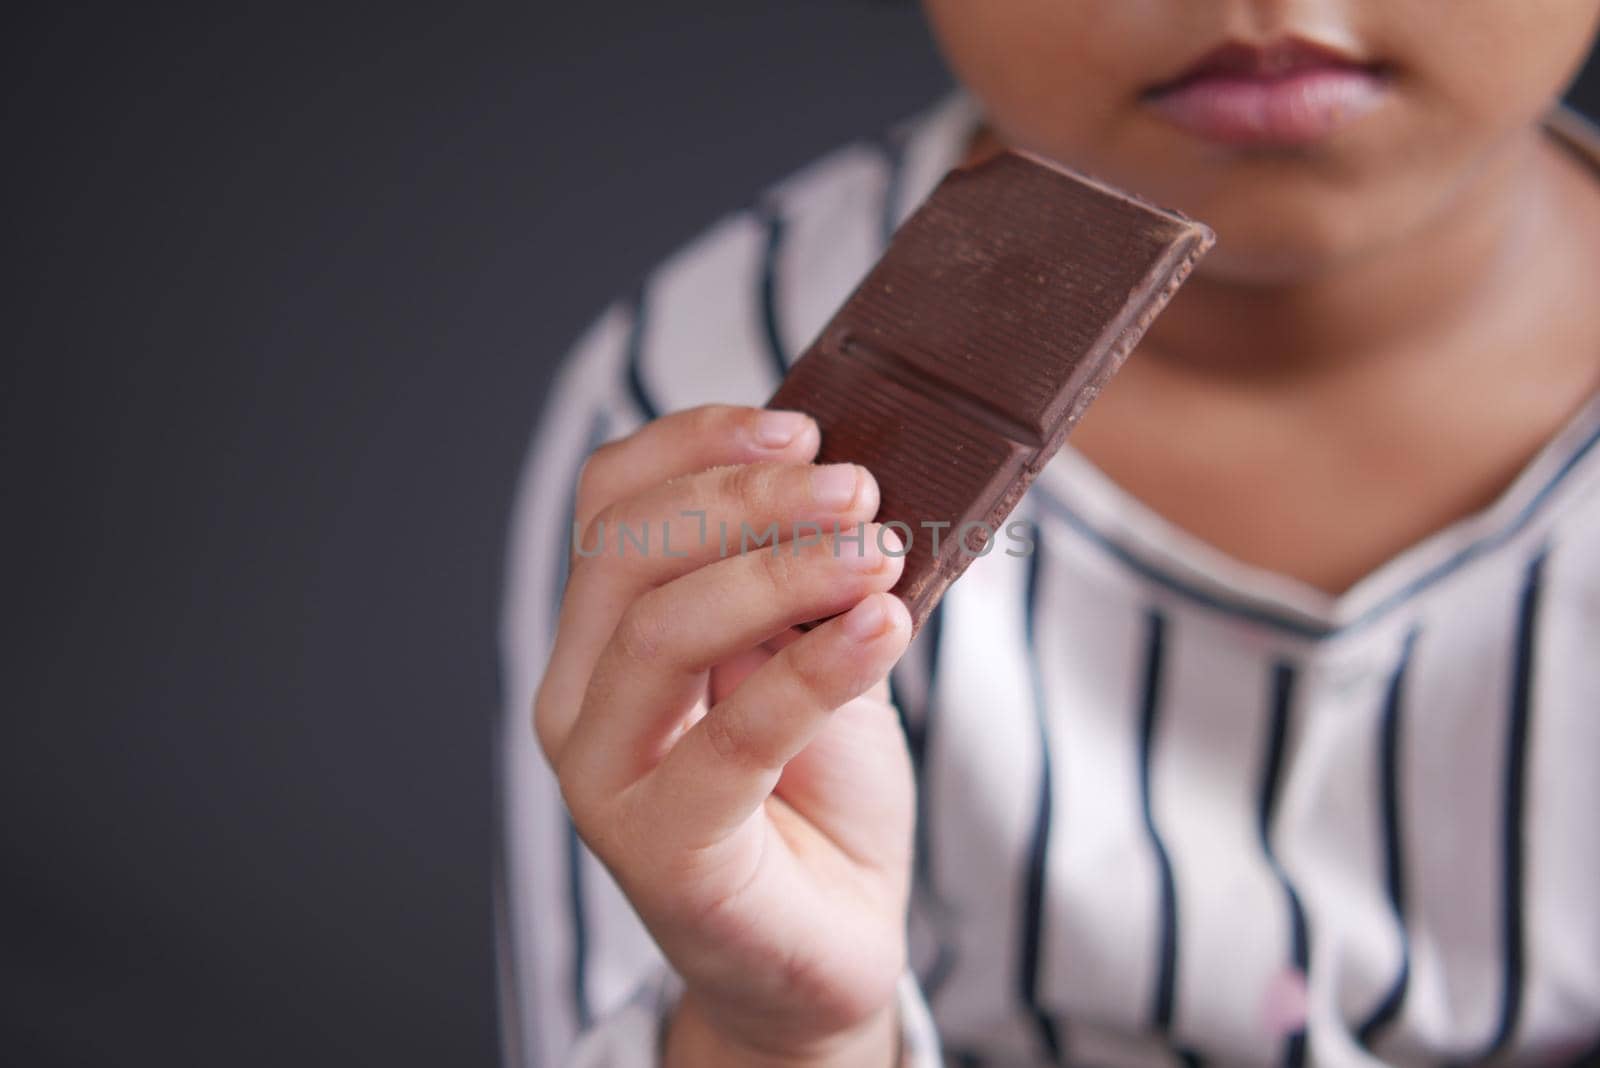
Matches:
[[553, 744, 609, 836], [575, 440, 622, 506], [613, 597, 669, 666], [755, 543, 798, 594], [554, 753, 591, 820], [785, 643, 839, 706], [685, 403, 735, 439], [598, 793, 649, 869], [531, 684, 561, 763], [701, 709, 761, 770], [568, 503, 621, 580], [557, 776, 615, 862], [719, 462, 771, 511], [774, 941, 839, 1013], [566, 495, 633, 578]]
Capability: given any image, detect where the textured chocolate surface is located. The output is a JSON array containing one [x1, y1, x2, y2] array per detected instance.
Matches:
[[768, 151, 1215, 631]]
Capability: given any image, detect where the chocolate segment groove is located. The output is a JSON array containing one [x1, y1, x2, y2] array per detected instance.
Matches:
[[835, 334, 1046, 449]]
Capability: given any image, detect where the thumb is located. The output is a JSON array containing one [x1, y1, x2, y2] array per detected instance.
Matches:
[[774, 687, 915, 873]]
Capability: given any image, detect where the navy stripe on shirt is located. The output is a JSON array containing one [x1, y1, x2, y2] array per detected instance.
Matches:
[[758, 205, 790, 381], [910, 604, 960, 1004], [1457, 550, 1546, 1065], [557, 411, 614, 598], [624, 287, 660, 422], [1356, 629, 1420, 1052], [1260, 661, 1310, 1068], [1136, 610, 1180, 1033], [565, 818, 592, 1031], [1019, 543, 1066, 1064], [1135, 610, 1207, 1068]]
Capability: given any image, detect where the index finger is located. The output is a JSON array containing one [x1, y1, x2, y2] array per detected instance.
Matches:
[[573, 405, 819, 546]]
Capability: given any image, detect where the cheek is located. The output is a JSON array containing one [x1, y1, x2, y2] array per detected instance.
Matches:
[[1382, 0, 1600, 134], [920, 0, 1153, 149]]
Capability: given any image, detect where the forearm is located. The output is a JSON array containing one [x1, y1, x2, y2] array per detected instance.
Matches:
[[664, 990, 901, 1068]]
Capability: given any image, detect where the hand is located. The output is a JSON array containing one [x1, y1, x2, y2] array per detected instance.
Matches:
[[534, 404, 915, 1066]]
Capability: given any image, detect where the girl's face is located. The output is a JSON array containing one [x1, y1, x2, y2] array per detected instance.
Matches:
[[921, 1, 1600, 283]]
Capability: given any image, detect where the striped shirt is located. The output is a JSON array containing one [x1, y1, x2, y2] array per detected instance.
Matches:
[[497, 92, 1600, 1067]]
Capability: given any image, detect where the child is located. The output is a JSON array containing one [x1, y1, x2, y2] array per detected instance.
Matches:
[[500, 2, 1600, 1064]]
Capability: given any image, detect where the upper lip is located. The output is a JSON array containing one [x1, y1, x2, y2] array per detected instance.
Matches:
[[1147, 36, 1381, 94]]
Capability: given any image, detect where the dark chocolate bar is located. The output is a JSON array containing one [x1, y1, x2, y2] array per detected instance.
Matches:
[[767, 150, 1214, 631]]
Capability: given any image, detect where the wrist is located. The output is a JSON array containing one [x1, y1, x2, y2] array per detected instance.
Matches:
[[664, 990, 901, 1068]]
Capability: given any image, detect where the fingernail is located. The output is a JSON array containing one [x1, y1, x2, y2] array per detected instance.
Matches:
[[841, 595, 890, 641], [841, 531, 884, 570], [754, 410, 811, 449], [877, 524, 904, 558], [811, 464, 859, 509]]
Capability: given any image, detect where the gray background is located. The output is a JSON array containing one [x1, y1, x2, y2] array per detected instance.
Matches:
[[4, 3, 1595, 1064]]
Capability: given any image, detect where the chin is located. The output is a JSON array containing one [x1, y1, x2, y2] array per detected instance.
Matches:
[[1143, 174, 1414, 286], [1186, 208, 1373, 286]]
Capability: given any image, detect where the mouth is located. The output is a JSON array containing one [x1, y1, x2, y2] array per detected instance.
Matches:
[[1142, 37, 1392, 149]]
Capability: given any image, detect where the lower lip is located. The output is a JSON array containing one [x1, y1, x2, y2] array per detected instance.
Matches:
[[1145, 67, 1388, 148]]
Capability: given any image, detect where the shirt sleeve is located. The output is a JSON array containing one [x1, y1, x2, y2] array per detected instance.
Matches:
[[563, 969, 945, 1068]]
